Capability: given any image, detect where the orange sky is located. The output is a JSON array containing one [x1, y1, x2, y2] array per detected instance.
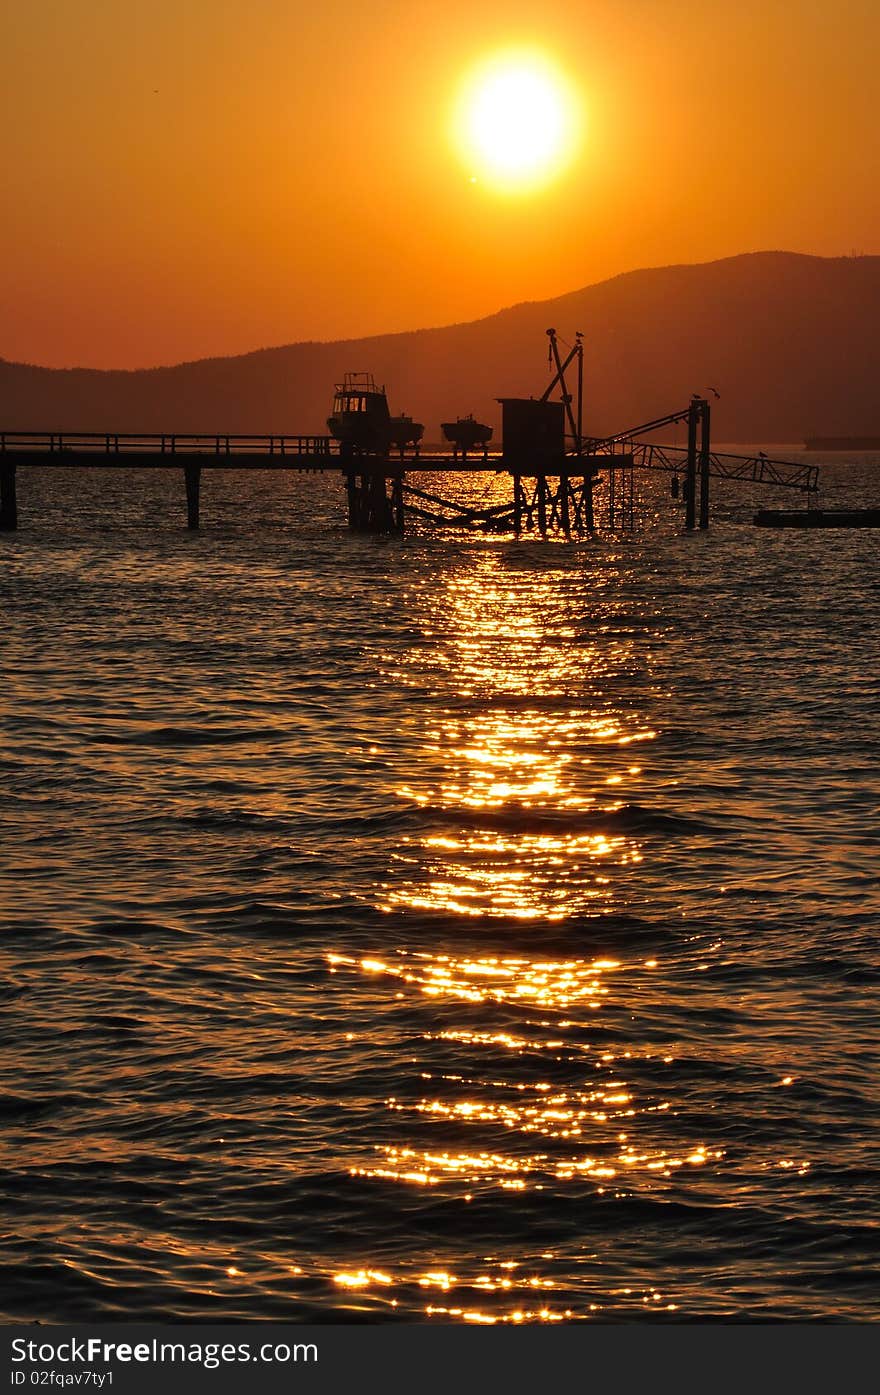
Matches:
[[2, 0, 878, 368]]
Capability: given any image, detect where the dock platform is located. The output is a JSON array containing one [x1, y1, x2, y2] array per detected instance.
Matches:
[[754, 508, 880, 528]]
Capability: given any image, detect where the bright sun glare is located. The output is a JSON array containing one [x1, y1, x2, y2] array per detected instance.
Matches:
[[455, 53, 580, 191]]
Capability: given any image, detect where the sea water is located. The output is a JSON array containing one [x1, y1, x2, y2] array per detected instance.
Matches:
[[1, 461, 878, 1321]]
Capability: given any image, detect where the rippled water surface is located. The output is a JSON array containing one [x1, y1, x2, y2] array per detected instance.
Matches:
[[2, 463, 878, 1322]]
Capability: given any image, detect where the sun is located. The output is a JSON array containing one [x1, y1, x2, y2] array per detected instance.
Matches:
[[454, 52, 581, 192]]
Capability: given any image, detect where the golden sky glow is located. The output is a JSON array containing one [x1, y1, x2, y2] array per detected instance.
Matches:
[[1, 0, 879, 367]]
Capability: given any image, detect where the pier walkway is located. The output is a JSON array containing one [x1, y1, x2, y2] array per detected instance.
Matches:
[[0, 432, 495, 471]]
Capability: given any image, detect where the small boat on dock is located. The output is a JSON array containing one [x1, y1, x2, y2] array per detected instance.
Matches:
[[327, 373, 423, 458], [388, 414, 424, 453], [441, 414, 493, 457], [328, 372, 393, 456]]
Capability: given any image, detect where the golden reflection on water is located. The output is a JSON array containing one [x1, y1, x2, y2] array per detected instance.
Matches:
[[332, 558, 721, 1321], [329, 950, 621, 1010], [378, 557, 658, 921], [327, 1257, 685, 1322], [329, 947, 726, 1208], [347, 1136, 725, 1190]]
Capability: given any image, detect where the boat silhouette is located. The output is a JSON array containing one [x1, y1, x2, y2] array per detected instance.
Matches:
[[328, 373, 423, 457], [441, 414, 493, 457]]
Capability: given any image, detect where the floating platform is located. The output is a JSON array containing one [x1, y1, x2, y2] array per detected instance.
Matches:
[[754, 508, 880, 528]]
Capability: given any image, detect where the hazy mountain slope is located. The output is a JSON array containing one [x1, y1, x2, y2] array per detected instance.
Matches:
[[2, 252, 878, 441]]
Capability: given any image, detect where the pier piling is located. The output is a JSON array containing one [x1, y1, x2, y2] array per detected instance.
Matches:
[[345, 468, 403, 534], [685, 402, 698, 530], [390, 473, 405, 533], [184, 464, 201, 529], [537, 476, 548, 536], [560, 473, 571, 538], [0, 462, 17, 530], [699, 399, 711, 530]]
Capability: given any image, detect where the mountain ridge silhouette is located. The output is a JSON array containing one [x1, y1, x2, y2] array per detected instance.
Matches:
[[2, 251, 878, 441]]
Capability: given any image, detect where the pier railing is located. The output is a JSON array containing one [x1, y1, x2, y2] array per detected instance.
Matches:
[[584, 406, 820, 494], [0, 432, 338, 457], [615, 439, 819, 492]]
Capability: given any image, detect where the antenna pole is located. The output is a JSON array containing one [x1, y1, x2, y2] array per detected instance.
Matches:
[[542, 328, 580, 444]]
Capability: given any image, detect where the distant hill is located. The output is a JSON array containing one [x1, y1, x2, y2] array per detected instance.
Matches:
[[2, 252, 878, 441]]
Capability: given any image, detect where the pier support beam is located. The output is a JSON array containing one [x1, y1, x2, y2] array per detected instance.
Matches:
[[584, 465, 596, 533], [390, 473, 405, 533], [559, 473, 571, 538], [685, 401, 698, 531], [344, 470, 358, 529], [345, 467, 404, 534], [699, 398, 711, 529], [0, 462, 17, 530], [507, 472, 597, 536], [537, 476, 548, 536], [184, 464, 201, 529]]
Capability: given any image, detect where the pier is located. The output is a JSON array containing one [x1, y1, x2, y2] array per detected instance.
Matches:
[[0, 334, 820, 537], [0, 419, 819, 538]]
